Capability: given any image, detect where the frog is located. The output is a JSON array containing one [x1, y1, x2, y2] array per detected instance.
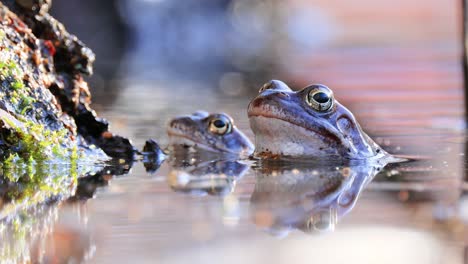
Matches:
[[167, 111, 254, 156], [248, 80, 388, 160]]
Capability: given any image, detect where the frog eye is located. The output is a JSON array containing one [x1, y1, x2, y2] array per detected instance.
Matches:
[[259, 82, 274, 93], [209, 116, 232, 135], [306, 85, 334, 112]]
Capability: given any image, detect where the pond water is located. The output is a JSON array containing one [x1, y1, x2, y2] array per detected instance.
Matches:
[[15, 43, 468, 263], [93, 59, 466, 264], [1, 46, 466, 263]]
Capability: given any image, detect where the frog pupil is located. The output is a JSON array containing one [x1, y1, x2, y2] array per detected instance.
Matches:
[[313, 92, 329, 104], [213, 119, 226, 128]]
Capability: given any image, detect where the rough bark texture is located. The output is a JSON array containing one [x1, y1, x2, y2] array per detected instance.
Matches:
[[0, 0, 135, 161]]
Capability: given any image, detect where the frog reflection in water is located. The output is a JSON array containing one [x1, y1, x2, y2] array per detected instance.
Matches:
[[248, 80, 388, 160], [167, 154, 249, 196], [250, 161, 385, 236], [167, 111, 254, 156]]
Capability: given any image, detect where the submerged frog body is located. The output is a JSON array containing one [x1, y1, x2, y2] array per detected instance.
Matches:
[[248, 80, 387, 160], [167, 111, 254, 156]]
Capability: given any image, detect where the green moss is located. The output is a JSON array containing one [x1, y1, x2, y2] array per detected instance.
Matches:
[[0, 64, 8, 79], [0, 62, 5, 74], [9, 96, 18, 105], [11, 80, 24, 91], [7, 61, 22, 77], [0, 110, 82, 169], [3, 153, 19, 182], [4, 152, 18, 166], [0, 44, 79, 167], [1, 114, 16, 128], [26, 155, 35, 178], [21, 96, 35, 106], [70, 145, 78, 179], [0, 49, 76, 166], [20, 123, 72, 161], [0, 59, 23, 81], [0, 54, 31, 119]]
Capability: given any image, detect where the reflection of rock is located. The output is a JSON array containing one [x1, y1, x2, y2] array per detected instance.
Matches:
[[0, 160, 134, 262], [0, 163, 106, 220], [167, 153, 249, 196], [142, 139, 166, 174], [0, 204, 58, 262], [0, 163, 131, 262], [0, 203, 93, 263], [70, 161, 134, 201], [29, 205, 94, 263], [250, 161, 387, 236]]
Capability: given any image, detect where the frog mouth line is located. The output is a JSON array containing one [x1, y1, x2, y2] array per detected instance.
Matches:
[[167, 129, 217, 151], [248, 111, 342, 145], [167, 128, 238, 154]]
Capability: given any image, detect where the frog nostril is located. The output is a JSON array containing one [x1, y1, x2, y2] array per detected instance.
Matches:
[[169, 120, 178, 128]]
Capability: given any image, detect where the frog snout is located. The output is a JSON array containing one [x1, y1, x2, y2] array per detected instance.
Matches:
[[169, 117, 192, 129]]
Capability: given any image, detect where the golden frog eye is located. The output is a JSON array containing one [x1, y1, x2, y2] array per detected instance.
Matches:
[[306, 85, 334, 112], [209, 116, 232, 135]]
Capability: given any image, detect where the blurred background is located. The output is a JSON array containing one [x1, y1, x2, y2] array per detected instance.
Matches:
[[50, 0, 460, 102], [49, 0, 463, 149], [30, 1, 467, 263]]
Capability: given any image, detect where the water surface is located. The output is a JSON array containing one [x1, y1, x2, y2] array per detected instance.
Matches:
[[86, 52, 465, 263]]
